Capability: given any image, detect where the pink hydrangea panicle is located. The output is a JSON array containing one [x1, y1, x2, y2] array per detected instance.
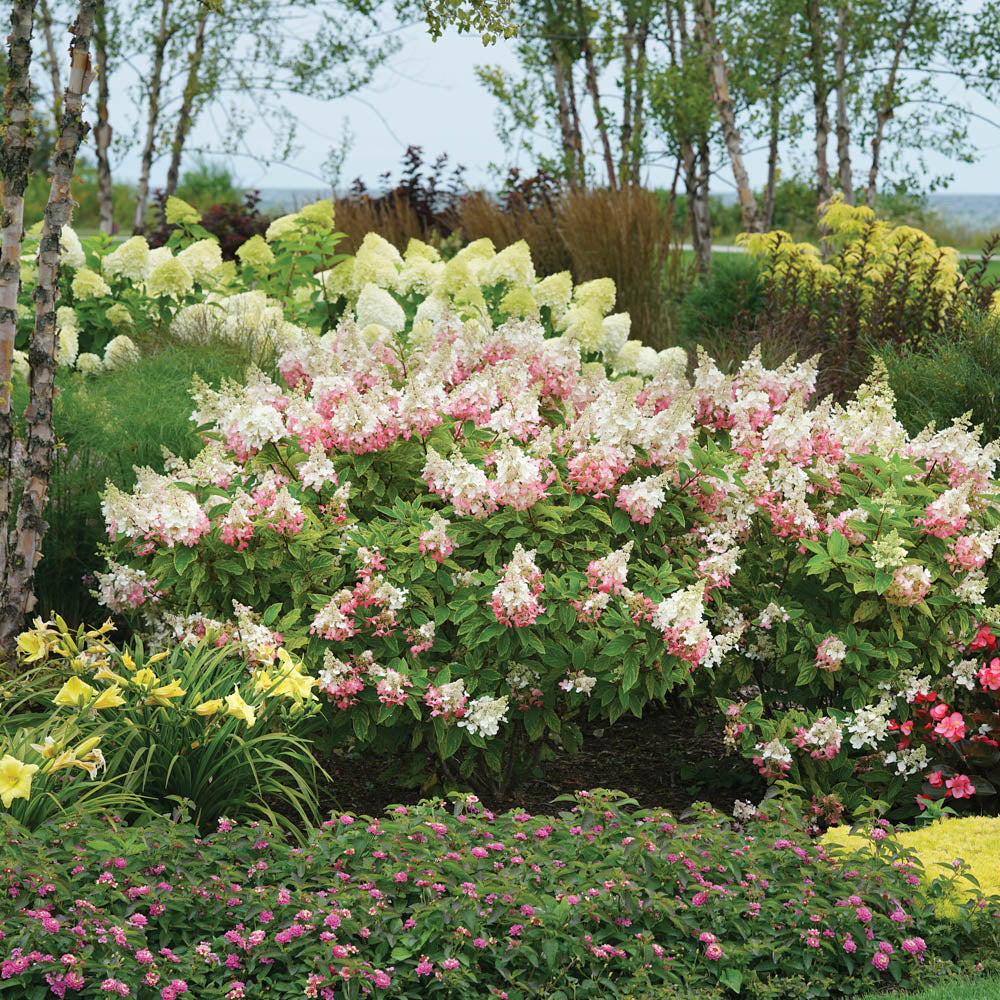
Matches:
[[491, 544, 545, 627], [418, 513, 454, 563]]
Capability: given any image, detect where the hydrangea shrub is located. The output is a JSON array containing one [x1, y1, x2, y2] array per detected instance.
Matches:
[[95, 236, 1000, 802]]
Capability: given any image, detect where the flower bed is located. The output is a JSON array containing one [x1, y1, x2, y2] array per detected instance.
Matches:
[[1, 793, 998, 999]]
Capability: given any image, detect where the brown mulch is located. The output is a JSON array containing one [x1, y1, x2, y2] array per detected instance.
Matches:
[[314, 703, 765, 821]]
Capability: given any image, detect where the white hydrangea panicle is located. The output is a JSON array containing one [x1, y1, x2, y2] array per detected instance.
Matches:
[[58, 225, 86, 269], [597, 313, 630, 359], [355, 283, 405, 335], [146, 256, 194, 298], [479, 240, 535, 287], [55, 307, 79, 367], [457, 694, 510, 738], [177, 238, 224, 282], [72, 267, 111, 300], [76, 352, 102, 374], [531, 271, 573, 314], [103, 235, 151, 282], [354, 233, 403, 290]]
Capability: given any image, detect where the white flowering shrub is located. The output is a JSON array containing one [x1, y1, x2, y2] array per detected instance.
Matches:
[[95, 257, 1000, 803], [14, 199, 682, 389]]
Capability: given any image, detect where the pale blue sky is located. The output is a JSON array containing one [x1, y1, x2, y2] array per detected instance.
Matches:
[[121, 19, 1000, 197]]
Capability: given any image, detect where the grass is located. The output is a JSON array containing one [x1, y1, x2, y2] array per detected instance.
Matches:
[[860, 975, 1000, 1000]]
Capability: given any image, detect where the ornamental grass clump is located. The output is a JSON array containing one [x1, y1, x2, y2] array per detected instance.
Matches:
[[0, 791, 997, 999]]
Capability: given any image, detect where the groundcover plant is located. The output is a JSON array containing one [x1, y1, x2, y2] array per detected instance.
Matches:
[[1, 791, 999, 999]]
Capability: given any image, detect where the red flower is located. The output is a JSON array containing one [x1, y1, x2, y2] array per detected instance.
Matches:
[[927, 770, 944, 788], [977, 659, 1000, 691], [970, 626, 997, 653], [945, 774, 976, 799], [934, 712, 966, 742]]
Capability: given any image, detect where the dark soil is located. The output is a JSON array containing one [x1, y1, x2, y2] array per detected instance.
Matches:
[[316, 703, 766, 820]]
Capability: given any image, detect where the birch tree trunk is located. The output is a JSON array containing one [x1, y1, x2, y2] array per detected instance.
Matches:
[[164, 1, 209, 198], [763, 90, 781, 230], [94, 0, 114, 233], [1, 0, 98, 652], [695, 0, 759, 231], [565, 67, 584, 181], [629, 18, 648, 189], [865, 0, 918, 207], [574, 0, 618, 191], [38, 0, 62, 124], [804, 0, 832, 205], [132, 0, 172, 234], [682, 136, 713, 276], [550, 47, 583, 188], [834, 2, 853, 202], [0, 0, 39, 636]]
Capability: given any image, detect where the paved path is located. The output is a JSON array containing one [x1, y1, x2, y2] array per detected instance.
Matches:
[[682, 243, 985, 260]]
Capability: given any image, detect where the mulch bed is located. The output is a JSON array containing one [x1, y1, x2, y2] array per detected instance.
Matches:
[[316, 703, 765, 820]]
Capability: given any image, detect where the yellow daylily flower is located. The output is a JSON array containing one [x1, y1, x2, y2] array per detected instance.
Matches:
[[29, 736, 62, 760], [92, 684, 126, 710], [53, 676, 97, 707], [0, 755, 39, 808], [151, 680, 185, 700], [131, 667, 158, 688], [73, 748, 106, 779], [224, 688, 257, 727], [121, 651, 138, 672], [93, 663, 125, 685], [16, 631, 48, 663], [146, 651, 170, 666], [194, 698, 224, 716], [47, 749, 79, 773]]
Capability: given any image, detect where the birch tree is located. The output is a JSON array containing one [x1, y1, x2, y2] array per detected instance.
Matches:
[[1, 0, 98, 653]]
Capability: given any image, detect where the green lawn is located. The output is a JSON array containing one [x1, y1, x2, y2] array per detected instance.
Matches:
[[860, 976, 1000, 1000]]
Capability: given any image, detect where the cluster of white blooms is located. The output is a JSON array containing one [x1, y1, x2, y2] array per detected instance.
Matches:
[[355, 283, 406, 336], [883, 743, 929, 777], [103, 334, 140, 371], [102, 467, 210, 550], [507, 662, 541, 691], [757, 602, 790, 629], [55, 307, 79, 368], [846, 700, 893, 750], [870, 530, 909, 571], [950, 658, 980, 691], [103, 235, 152, 282], [490, 544, 545, 627], [91, 560, 162, 613], [953, 569, 988, 605], [298, 442, 340, 492], [189, 369, 288, 460], [558, 671, 597, 696], [457, 694, 510, 738], [651, 579, 712, 665], [756, 738, 792, 767], [732, 799, 759, 822]]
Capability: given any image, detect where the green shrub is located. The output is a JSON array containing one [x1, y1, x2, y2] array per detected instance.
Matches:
[[0, 792, 997, 999], [676, 252, 763, 347], [880, 311, 1000, 443]]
